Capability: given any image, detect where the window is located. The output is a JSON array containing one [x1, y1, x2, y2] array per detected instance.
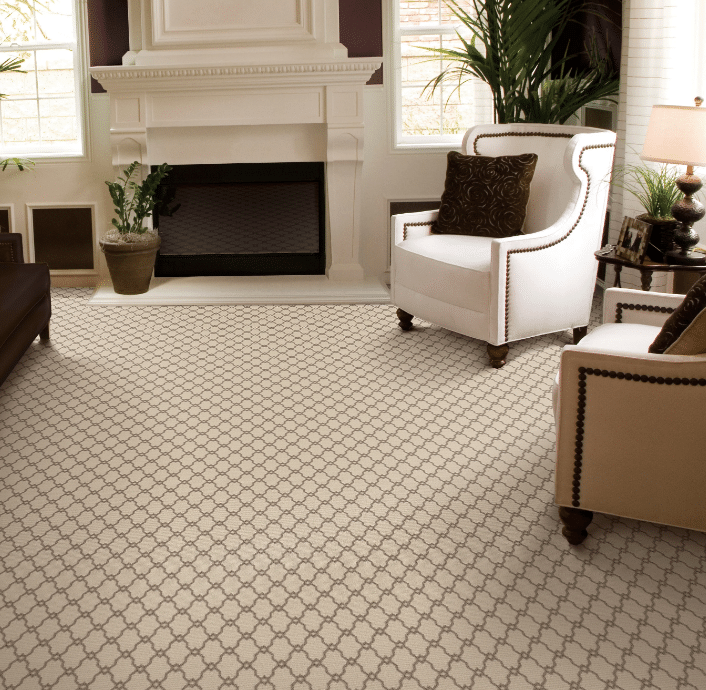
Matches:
[[0, 0, 87, 158], [392, 0, 492, 148]]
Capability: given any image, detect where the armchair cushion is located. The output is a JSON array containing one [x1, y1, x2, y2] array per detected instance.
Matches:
[[394, 234, 492, 313], [649, 273, 706, 354], [433, 151, 538, 238], [574, 322, 662, 355]]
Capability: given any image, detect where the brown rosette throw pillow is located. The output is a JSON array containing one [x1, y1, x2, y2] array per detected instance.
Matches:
[[433, 151, 538, 238], [649, 273, 706, 354]]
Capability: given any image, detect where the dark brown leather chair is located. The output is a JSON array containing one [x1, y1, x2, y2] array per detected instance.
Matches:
[[0, 233, 51, 388]]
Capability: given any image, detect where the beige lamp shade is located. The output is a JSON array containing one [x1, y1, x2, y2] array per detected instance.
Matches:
[[641, 105, 706, 166]]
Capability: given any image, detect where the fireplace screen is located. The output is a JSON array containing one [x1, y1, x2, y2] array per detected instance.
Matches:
[[154, 162, 325, 277]]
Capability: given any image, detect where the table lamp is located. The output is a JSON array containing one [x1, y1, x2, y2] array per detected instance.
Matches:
[[641, 98, 706, 265]]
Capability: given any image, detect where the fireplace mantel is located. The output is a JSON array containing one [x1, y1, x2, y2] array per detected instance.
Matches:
[[90, 0, 381, 283], [89, 60, 382, 91]]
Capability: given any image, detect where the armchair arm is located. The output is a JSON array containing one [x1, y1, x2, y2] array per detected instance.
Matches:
[[487, 135, 614, 345], [487, 213, 594, 344], [602, 287, 685, 326], [0, 233, 24, 263], [391, 210, 438, 247], [555, 346, 706, 528]]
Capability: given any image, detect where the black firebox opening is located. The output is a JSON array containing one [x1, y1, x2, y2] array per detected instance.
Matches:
[[153, 162, 326, 277]]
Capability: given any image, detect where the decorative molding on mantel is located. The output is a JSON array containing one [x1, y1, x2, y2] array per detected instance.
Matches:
[[90, 59, 382, 92]]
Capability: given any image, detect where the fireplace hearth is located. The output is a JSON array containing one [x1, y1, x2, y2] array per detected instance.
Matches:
[[154, 162, 325, 277]]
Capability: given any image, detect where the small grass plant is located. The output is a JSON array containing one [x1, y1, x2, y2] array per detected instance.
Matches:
[[612, 164, 682, 220]]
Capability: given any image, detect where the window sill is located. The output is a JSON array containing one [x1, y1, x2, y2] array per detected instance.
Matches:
[[3, 152, 88, 164], [391, 139, 464, 154]]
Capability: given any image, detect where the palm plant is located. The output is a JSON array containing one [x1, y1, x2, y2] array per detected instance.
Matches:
[[422, 0, 620, 125]]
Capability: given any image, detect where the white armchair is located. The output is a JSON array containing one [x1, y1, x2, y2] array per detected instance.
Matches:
[[554, 287, 706, 544], [391, 123, 616, 367]]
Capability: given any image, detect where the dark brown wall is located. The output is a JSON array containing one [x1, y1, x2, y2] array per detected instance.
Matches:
[[87, 1, 130, 93], [87, 1, 383, 92], [339, 0, 383, 84]]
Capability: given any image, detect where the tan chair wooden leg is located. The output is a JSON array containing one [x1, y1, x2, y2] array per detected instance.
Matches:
[[573, 326, 588, 344], [487, 343, 509, 368], [558, 507, 593, 545]]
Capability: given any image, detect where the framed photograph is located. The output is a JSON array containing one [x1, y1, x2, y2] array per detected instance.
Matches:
[[615, 216, 653, 264]]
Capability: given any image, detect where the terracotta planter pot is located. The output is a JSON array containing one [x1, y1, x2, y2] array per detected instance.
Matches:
[[99, 235, 161, 295], [637, 214, 679, 262]]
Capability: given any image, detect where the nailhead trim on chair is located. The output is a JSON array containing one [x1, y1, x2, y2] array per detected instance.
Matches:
[[502, 143, 615, 342], [615, 302, 675, 323], [471, 131, 573, 156], [1, 241, 16, 262], [571, 367, 706, 507], [402, 220, 434, 241]]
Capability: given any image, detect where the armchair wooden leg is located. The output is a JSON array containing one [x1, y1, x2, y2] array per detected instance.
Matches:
[[573, 326, 588, 344], [39, 322, 50, 341], [487, 343, 509, 368], [396, 308, 414, 331], [558, 506, 593, 545]]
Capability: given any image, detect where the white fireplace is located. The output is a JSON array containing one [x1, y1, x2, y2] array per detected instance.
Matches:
[[90, 0, 381, 285]]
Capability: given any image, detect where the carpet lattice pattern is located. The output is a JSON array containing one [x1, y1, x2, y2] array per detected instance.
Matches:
[[1, 289, 705, 690]]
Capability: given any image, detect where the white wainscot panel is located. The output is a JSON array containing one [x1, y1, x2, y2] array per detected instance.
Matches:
[[114, 97, 142, 126], [329, 90, 360, 120]]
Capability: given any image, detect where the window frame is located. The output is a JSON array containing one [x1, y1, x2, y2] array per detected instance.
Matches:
[[0, 0, 91, 162], [387, 0, 475, 152]]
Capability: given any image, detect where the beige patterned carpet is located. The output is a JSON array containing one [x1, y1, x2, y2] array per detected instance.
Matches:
[[1, 289, 705, 690]]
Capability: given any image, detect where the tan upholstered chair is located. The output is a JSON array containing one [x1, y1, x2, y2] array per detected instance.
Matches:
[[554, 287, 706, 544], [390, 123, 616, 367]]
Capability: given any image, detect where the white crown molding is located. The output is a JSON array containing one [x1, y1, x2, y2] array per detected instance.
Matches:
[[90, 59, 382, 92]]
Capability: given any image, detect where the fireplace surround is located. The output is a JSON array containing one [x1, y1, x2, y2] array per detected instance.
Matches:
[[90, 0, 381, 285]]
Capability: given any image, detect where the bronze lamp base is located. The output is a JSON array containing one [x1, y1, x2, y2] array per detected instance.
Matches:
[[666, 169, 706, 265]]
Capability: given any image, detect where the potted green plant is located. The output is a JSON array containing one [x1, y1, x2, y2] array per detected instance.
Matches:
[[612, 163, 682, 261], [421, 0, 619, 125], [100, 161, 173, 295]]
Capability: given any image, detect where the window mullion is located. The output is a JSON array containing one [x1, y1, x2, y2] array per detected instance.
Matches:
[[32, 52, 42, 147]]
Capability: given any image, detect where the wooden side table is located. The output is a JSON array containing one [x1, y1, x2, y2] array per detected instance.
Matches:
[[594, 245, 706, 292]]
